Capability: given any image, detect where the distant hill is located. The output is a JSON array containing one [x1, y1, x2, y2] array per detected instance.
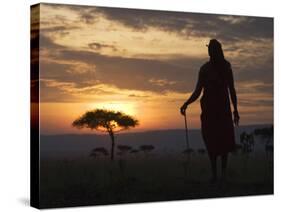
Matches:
[[40, 124, 272, 159]]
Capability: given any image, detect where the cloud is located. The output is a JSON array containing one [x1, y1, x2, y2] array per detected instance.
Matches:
[[40, 79, 121, 102], [79, 10, 98, 24], [88, 42, 117, 52], [41, 25, 80, 37], [149, 78, 177, 87], [236, 81, 273, 95], [38, 35, 202, 102], [40, 34, 65, 49], [128, 94, 150, 98], [239, 99, 273, 107], [93, 7, 273, 43], [37, 4, 273, 114], [52, 48, 203, 93], [40, 3, 273, 44], [39, 33, 272, 102]]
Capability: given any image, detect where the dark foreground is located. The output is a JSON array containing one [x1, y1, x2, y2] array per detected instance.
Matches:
[[39, 153, 273, 208]]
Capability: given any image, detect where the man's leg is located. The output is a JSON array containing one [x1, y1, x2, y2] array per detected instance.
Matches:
[[209, 154, 217, 182], [221, 154, 228, 181]]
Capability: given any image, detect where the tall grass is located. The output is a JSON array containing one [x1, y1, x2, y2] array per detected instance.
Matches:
[[40, 151, 273, 208]]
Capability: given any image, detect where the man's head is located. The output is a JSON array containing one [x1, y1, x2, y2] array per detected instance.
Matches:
[[207, 39, 224, 60]]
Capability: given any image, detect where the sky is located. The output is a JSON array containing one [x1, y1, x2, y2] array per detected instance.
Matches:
[[33, 3, 273, 134]]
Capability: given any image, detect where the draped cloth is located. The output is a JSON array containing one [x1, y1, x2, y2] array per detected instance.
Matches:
[[199, 60, 236, 157]]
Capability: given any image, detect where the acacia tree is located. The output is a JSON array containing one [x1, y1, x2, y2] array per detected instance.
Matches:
[[72, 109, 139, 161]]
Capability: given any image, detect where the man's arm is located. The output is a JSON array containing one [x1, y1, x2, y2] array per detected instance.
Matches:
[[185, 78, 203, 106], [228, 64, 239, 125], [180, 69, 203, 115]]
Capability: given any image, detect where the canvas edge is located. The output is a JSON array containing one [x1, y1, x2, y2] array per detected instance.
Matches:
[[30, 3, 40, 209]]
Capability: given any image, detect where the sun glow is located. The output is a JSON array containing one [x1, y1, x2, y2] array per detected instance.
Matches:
[[89, 102, 137, 116]]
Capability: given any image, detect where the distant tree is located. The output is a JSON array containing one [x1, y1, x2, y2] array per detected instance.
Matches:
[[139, 145, 155, 155], [240, 132, 255, 154], [90, 147, 109, 158], [254, 126, 273, 158], [117, 145, 132, 156], [254, 126, 273, 145], [72, 109, 139, 161]]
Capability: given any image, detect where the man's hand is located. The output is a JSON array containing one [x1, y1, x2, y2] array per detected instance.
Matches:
[[233, 110, 240, 126], [180, 103, 188, 116]]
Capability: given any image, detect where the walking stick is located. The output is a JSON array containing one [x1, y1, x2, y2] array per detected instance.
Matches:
[[183, 111, 191, 181], [183, 111, 190, 150]]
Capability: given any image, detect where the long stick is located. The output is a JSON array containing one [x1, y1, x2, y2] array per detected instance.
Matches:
[[184, 111, 190, 149]]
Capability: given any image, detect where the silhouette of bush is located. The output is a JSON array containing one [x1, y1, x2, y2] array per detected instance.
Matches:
[[240, 132, 255, 154], [139, 145, 155, 154], [90, 147, 109, 158], [117, 145, 132, 155]]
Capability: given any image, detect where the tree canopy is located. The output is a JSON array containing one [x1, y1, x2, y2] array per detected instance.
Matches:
[[72, 109, 139, 133]]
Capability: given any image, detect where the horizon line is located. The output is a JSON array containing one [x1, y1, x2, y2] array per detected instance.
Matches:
[[40, 123, 273, 136]]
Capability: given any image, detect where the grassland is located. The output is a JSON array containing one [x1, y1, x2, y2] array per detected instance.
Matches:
[[39, 152, 273, 208]]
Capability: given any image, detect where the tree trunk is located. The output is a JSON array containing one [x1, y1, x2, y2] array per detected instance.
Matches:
[[109, 132, 115, 161]]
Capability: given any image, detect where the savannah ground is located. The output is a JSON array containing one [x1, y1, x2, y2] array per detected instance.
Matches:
[[40, 151, 273, 208]]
